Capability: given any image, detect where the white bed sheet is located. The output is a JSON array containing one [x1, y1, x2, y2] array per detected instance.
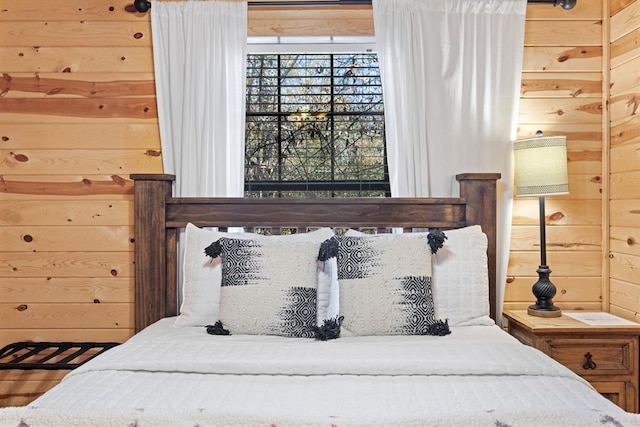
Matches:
[[2, 317, 640, 427]]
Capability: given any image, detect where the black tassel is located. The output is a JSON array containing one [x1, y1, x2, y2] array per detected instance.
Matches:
[[318, 237, 339, 262], [427, 230, 447, 254], [312, 315, 344, 341], [204, 240, 223, 259], [426, 319, 451, 336], [205, 320, 231, 335]]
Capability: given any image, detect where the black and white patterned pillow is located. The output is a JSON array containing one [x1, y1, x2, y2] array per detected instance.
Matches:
[[326, 234, 440, 336], [206, 237, 321, 338]]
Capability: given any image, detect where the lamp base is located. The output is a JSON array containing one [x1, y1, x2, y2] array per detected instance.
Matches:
[[528, 305, 561, 318], [528, 264, 562, 318]]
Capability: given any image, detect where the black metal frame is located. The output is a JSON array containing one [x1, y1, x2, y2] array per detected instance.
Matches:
[[245, 53, 389, 197], [0, 342, 119, 370]]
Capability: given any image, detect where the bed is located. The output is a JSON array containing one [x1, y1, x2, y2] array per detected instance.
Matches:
[[1, 172, 639, 427]]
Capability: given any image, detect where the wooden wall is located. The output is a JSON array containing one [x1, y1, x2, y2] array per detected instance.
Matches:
[[0, 0, 632, 406], [504, 1, 606, 311], [609, 0, 640, 321]]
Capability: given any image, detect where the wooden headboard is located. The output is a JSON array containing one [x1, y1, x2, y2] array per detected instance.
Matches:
[[130, 173, 501, 333]]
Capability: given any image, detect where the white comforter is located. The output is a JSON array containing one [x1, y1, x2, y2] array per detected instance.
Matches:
[[2, 318, 640, 427]]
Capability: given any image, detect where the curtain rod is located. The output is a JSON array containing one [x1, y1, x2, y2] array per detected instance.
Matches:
[[133, 0, 577, 13]]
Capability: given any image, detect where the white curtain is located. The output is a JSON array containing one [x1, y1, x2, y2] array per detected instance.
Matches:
[[373, 0, 527, 324], [151, 0, 247, 198]]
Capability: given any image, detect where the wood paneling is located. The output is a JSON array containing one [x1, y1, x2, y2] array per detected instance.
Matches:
[[1, 73, 156, 97], [0, 0, 634, 407], [1, 49, 154, 72], [1, 123, 160, 149], [611, 0, 640, 41], [0, 226, 134, 252], [505, 277, 602, 303], [1, 277, 133, 303], [0, 200, 132, 225], [0, 251, 132, 278], [0, 302, 133, 329], [521, 72, 602, 97], [524, 21, 602, 46], [510, 225, 601, 251], [522, 46, 602, 71], [610, 226, 640, 256], [0, 149, 161, 175]]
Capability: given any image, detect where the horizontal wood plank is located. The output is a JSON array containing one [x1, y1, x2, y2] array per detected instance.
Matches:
[[1, 48, 154, 73], [611, 0, 640, 42], [526, 1, 602, 20], [512, 199, 602, 226], [0, 251, 132, 278], [0, 200, 132, 225], [610, 199, 640, 227], [610, 172, 640, 199], [611, 0, 637, 17], [611, 115, 640, 147], [0, 277, 133, 303], [0, 302, 132, 329], [516, 123, 602, 147], [248, 6, 373, 36], [1, 21, 151, 48], [1, 72, 156, 97], [508, 251, 602, 277], [611, 26, 640, 68], [609, 139, 640, 172], [504, 276, 602, 302], [0, 226, 134, 252], [0, 0, 144, 22], [1, 328, 133, 344], [610, 279, 640, 315], [610, 89, 640, 124], [524, 20, 602, 46], [0, 149, 162, 175], [0, 98, 157, 120], [522, 46, 602, 72], [610, 252, 640, 284], [0, 176, 135, 200], [510, 225, 601, 251], [518, 98, 602, 124], [521, 72, 602, 97], [0, 123, 160, 149], [610, 54, 640, 96], [610, 226, 640, 257]]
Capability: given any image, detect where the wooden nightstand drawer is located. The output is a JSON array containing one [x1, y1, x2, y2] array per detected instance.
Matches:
[[542, 338, 633, 376], [503, 310, 640, 413]]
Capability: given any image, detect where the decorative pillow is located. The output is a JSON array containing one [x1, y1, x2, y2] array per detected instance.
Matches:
[[322, 233, 441, 336], [175, 223, 334, 327], [432, 225, 492, 326], [206, 237, 322, 338], [344, 226, 492, 326]]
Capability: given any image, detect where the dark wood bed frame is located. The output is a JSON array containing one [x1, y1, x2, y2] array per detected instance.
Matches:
[[131, 173, 501, 333]]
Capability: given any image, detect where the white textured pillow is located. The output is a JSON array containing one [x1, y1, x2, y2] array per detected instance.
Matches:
[[344, 226, 492, 326], [175, 223, 334, 327], [432, 225, 492, 326], [212, 237, 321, 337], [332, 234, 437, 336]]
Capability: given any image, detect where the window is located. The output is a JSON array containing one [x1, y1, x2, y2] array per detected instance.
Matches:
[[245, 52, 389, 198]]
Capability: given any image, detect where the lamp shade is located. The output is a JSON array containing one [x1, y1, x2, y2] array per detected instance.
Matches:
[[513, 136, 569, 197]]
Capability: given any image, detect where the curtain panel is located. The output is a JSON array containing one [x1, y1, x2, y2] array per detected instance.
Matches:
[[373, 0, 527, 324], [151, 0, 248, 198]]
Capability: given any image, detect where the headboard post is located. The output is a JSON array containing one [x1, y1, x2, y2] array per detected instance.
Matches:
[[456, 173, 501, 321], [130, 174, 176, 333]]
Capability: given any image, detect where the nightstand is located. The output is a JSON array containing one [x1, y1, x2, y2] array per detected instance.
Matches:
[[503, 310, 640, 413]]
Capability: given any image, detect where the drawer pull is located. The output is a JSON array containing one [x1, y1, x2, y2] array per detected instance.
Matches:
[[583, 352, 597, 370]]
